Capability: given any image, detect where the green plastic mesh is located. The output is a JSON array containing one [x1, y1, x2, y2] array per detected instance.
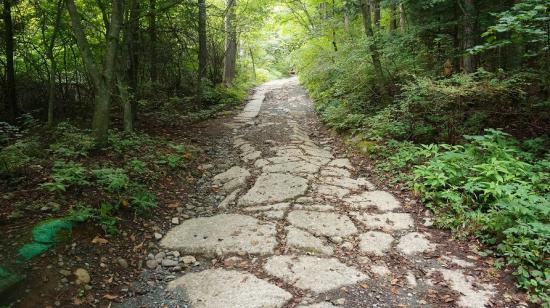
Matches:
[[18, 219, 74, 261]]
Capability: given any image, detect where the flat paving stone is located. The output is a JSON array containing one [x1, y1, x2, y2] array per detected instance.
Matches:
[[320, 167, 351, 178], [242, 202, 290, 212], [264, 255, 367, 293], [167, 269, 292, 307], [396, 232, 435, 255], [344, 191, 401, 211], [160, 214, 277, 256], [212, 166, 250, 186], [437, 269, 495, 308], [286, 226, 334, 255], [297, 303, 338, 308], [288, 210, 357, 237], [353, 212, 414, 231], [293, 204, 335, 212], [327, 158, 354, 170], [313, 184, 350, 198], [320, 177, 372, 190], [358, 231, 395, 256], [239, 173, 308, 205], [263, 161, 320, 174]]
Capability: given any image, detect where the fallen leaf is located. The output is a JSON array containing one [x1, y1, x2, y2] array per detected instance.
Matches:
[[103, 294, 118, 300], [73, 297, 83, 305], [360, 283, 369, 289], [91, 236, 108, 245]]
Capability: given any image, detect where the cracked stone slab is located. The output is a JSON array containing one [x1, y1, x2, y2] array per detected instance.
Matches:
[[300, 145, 333, 158], [286, 226, 334, 255], [213, 166, 250, 186], [167, 269, 292, 308], [396, 232, 435, 255], [242, 202, 290, 212], [264, 255, 367, 293], [358, 231, 395, 256], [268, 156, 302, 164], [218, 188, 241, 208], [263, 161, 320, 174], [352, 212, 414, 231], [297, 303, 338, 308], [293, 204, 335, 212], [160, 214, 276, 256], [313, 184, 350, 198], [344, 191, 401, 211], [239, 173, 308, 205], [320, 177, 373, 190], [436, 269, 495, 308], [327, 158, 354, 170], [320, 167, 351, 178], [287, 210, 357, 237]]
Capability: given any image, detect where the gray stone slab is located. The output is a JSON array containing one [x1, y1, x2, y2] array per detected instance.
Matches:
[[353, 212, 414, 231], [344, 191, 401, 211], [239, 173, 308, 205], [327, 158, 354, 170], [320, 167, 351, 178], [436, 269, 495, 308], [358, 231, 394, 256], [286, 226, 334, 255], [287, 210, 357, 237], [160, 214, 276, 256], [263, 255, 367, 293], [313, 184, 350, 198], [396, 232, 435, 255], [263, 161, 320, 174]]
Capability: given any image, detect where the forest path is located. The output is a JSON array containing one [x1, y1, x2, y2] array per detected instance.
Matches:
[[122, 78, 503, 307]]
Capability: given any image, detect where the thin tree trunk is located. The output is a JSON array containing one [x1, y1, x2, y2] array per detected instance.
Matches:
[[149, 0, 158, 82], [223, 0, 237, 87], [372, 0, 381, 27], [360, 0, 390, 105], [127, 0, 139, 123], [331, 0, 337, 51], [389, 4, 397, 32], [3, 0, 18, 121], [399, 3, 406, 32], [249, 46, 256, 81], [45, 0, 64, 126], [462, 0, 476, 73], [198, 0, 207, 100]]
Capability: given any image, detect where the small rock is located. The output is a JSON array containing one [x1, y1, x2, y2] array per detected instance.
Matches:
[[117, 258, 129, 268], [223, 256, 243, 267], [154, 252, 166, 260], [74, 268, 90, 285], [181, 255, 196, 265], [331, 236, 343, 244], [161, 259, 179, 267], [172, 217, 180, 224], [146, 260, 158, 269], [333, 298, 346, 305], [170, 251, 181, 258], [59, 270, 71, 277], [154, 233, 163, 240], [341, 242, 353, 250], [147, 253, 155, 260]]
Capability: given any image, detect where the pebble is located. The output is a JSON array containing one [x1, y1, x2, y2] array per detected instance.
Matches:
[[146, 260, 158, 269], [74, 268, 90, 285], [331, 236, 344, 244], [181, 255, 196, 265], [117, 258, 129, 268], [341, 242, 354, 250], [59, 270, 71, 277], [154, 252, 166, 260], [161, 259, 179, 267], [172, 217, 180, 224], [154, 233, 163, 240]]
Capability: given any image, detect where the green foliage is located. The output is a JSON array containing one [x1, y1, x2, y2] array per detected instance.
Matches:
[[49, 123, 95, 158], [41, 161, 89, 192], [128, 159, 147, 174], [96, 203, 119, 235], [128, 184, 158, 215], [0, 138, 41, 173], [408, 130, 549, 303], [93, 168, 129, 192], [108, 131, 149, 154]]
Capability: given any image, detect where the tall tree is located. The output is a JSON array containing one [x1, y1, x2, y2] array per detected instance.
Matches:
[[66, 0, 123, 142], [2, 0, 18, 121], [360, 0, 389, 105], [389, 3, 397, 31], [399, 3, 406, 32], [223, 0, 237, 87], [461, 0, 476, 73], [372, 0, 380, 27], [149, 0, 158, 82], [198, 0, 207, 99]]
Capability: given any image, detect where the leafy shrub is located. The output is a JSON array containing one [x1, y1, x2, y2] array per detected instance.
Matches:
[[93, 168, 129, 192], [96, 203, 119, 235], [410, 129, 549, 303], [0, 138, 41, 173], [41, 161, 89, 192], [108, 131, 149, 154], [128, 159, 147, 174], [128, 184, 158, 214], [49, 122, 95, 158]]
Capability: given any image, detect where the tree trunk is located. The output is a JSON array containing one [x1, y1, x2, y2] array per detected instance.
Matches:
[[462, 0, 476, 73], [399, 3, 406, 32], [46, 0, 64, 127], [389, 4, 397, 31], [372, 0, 381, 27], [198, 0, 207, 100], [223, 0, 237, 87], [149, 0, 158, 82], [3, 0, 18, 121], [127, 0, 139, 123], [249, 46, 256, 81], [360, 0, 390, 105], [67, 0, 123, 142]]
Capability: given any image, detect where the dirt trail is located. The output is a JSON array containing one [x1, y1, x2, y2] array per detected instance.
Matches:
[[119, 78, 518, 308]]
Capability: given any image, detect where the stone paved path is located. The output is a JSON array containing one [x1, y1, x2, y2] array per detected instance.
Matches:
[[122, 78, 514, 307]]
